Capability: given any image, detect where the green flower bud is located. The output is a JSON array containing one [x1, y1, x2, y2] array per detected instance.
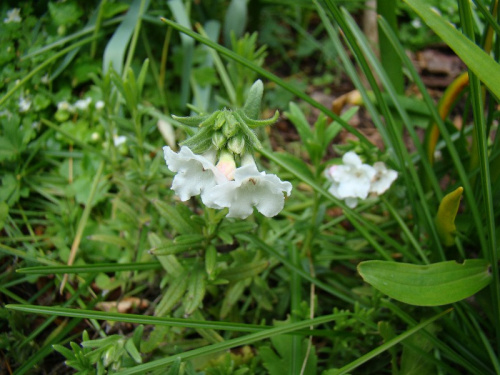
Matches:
[[212, 131, 227, 150], [213, 112, 226, 130], [228, 135, 245, 155], [222, 113, 239, 138]]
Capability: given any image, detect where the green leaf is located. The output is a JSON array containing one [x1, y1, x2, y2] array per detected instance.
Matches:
[[270, 152, 315, 182], [435, 187, 463, 246], [400, 323, 439, 375], [152, 200, 197, 235], [103, 0, 150, 75], [405, 0, 500, 100], [260, 334, 317, 375], [183, 268, 206, 316], [358, 259, 492, 306]]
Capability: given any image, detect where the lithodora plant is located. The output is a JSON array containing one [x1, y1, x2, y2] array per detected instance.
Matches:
[[164, 80, 291, 219]]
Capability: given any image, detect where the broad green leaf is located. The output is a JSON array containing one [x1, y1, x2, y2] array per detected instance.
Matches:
[[435, 187, 463, 246], [358, 259, 492, 306], [405, 0, 500, 100]]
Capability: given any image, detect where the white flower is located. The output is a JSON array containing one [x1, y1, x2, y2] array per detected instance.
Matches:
[[95, 100, 105, 110], [41, 74, 50, 85], [369, 162, 398, 195], [4, 8, 21, 24], [57, 101, 74, 112], [74, 97, 92, 111], [203, 157, 292, 219], [163, 146, 227, 202], [113, 135, 127, 147], [411, 19, 422, 29], [325, 152, 376, 208], [18, 96, 31, 113]]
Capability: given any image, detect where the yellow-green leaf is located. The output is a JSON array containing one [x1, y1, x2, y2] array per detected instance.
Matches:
[[435, 186, 463, 246]]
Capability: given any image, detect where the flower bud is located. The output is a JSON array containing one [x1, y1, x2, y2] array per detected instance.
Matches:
[[228, 135, 245, 155], [214, 112, 226, 130], [212, 132, 227, 150], [222, 113, 238, 138], [216, 151, 236, 180]]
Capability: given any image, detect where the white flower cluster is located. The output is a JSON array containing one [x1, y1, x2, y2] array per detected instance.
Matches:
[[325, 151, 397, 208], [4, 8, 21, 24], [164, 146, 292, 219], [57, 98, 105, 112]]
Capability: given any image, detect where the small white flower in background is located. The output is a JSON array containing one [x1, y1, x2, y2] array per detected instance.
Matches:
[[95, 100, 105, 110], [113, 134, 127, 147], [370, 162, 398, 195], [163, 146, 228, 202], [41, 74, 50, 85], [4, 8, 21, 23], [325, 152, 376, 208], [74, 97, 92, 111], [18, 96, 31, 113], [411, 19, 422, 29], [57, 101, 74, 112], [203, 155, 292, 219], [325, 151, 397, 208]]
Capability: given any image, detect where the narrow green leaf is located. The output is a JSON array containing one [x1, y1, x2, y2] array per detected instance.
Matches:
[[184, 269, 206, 316], [405, 0, 500, 99], [358, 259, 492, 306], [220, 280, 246, 319], [17, 262, 161, 274], [103, 0, 150, 75], [152, 200, 196, 234], [218, 260, 269, 282], [156, 273, 189, 316]]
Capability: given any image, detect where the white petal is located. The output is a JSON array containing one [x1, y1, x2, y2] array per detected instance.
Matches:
[[342, 151, 362, 167], [203, 163, 292, 219], [370, 162, 398, 195], [344, 197, 359, 208], [163, 146, 227, 201]]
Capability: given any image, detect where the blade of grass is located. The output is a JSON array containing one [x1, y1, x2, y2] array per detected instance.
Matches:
[[291, 244, 303, 373], [377, 0, 404, 94], [5, 304, 340, 336], [60, 160, 106, 293], [159, 17, 373, 149], [377, 16, 487, 260], [17, 262, 162, 274], [103, 0, 150, 75], [168, 0, 194, 107], [116, 313, 342, 374], [457, 0, 500, 352], [334, 308, 452, 375]]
